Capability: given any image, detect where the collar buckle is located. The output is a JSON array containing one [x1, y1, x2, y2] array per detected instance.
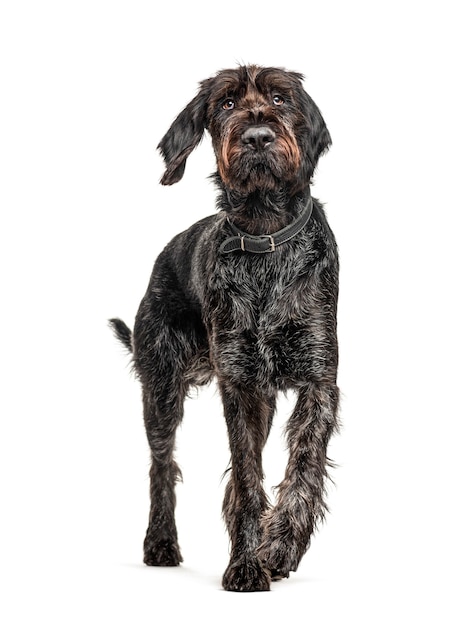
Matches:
[[267, 235, 276, 252]]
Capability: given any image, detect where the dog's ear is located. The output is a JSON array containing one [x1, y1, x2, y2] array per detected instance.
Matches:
[[297, 87, 332, 175], [158, 79, 213, 185], [311, 104, 332, 161]]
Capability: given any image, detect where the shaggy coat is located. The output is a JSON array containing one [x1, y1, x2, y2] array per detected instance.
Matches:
[[110, 65, 339, 592]]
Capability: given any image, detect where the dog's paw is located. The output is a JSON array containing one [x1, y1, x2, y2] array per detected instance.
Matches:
[[256, 542, 294, 581], [222, 555, 271, 592], [256, 549, 296, 580], [257, 517, 302, 579], [143, 538, 183, 567]]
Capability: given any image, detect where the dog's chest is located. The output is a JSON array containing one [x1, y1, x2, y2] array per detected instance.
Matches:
[[215, 253, 311, 328], [204, 253, 327, 387]]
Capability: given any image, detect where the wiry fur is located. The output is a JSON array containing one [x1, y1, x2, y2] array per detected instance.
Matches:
[[110, 65, 339, 592]]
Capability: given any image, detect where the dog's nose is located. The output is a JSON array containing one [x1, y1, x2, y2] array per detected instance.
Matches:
[[242, 126, 276, 150]]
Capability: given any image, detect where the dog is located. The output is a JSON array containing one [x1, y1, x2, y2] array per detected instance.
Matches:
[[110, 64, 339, 592]]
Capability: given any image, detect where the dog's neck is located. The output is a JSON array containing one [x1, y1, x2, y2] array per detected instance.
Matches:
[[217, 184, 311, 236]]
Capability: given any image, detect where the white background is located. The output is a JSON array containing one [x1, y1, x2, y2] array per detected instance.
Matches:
[[1, 1, 475, 624]]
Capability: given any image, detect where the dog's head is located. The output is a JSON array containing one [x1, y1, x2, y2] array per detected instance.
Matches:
[[158, 65, 331, 194]]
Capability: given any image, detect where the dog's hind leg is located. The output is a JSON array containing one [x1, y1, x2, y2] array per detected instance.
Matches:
[[141, 384, 185, 567], [134, 300, 206, 567], [111, 314, 184, 564]]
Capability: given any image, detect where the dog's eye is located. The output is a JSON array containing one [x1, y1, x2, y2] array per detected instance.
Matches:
[[222, 99, 235, 110], [273, 95, 285, 106]]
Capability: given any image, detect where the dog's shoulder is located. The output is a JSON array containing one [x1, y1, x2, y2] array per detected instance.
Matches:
[[146, 213, 224, 300], [158, 213, 221, 262]]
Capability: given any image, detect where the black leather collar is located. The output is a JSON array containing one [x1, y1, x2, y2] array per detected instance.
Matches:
[[220, 196, 313, 254]]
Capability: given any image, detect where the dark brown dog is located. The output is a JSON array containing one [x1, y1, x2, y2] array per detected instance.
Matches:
[[110, 65, 339, 591]]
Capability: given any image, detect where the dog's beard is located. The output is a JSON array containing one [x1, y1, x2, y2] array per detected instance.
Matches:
[[218, 136, 301, 193], [232, 159, 281, 192]]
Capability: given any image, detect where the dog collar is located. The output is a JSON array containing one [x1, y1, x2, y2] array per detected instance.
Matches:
[[220, 196, 313, 254]]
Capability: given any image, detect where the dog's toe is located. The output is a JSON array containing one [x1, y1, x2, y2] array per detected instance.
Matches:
[[222, 555, 271, 592], [143, 538, 183, 567]]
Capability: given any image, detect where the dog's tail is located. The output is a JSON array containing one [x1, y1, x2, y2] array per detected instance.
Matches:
[[109, 318, 133, 353]]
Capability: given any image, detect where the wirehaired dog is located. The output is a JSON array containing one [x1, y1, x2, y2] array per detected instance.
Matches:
[[110, 65, 339, 592]]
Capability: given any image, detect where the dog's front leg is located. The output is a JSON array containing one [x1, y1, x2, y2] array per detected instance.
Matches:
[[257, 382, 339, 579], [219, 382, 275, 592]]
